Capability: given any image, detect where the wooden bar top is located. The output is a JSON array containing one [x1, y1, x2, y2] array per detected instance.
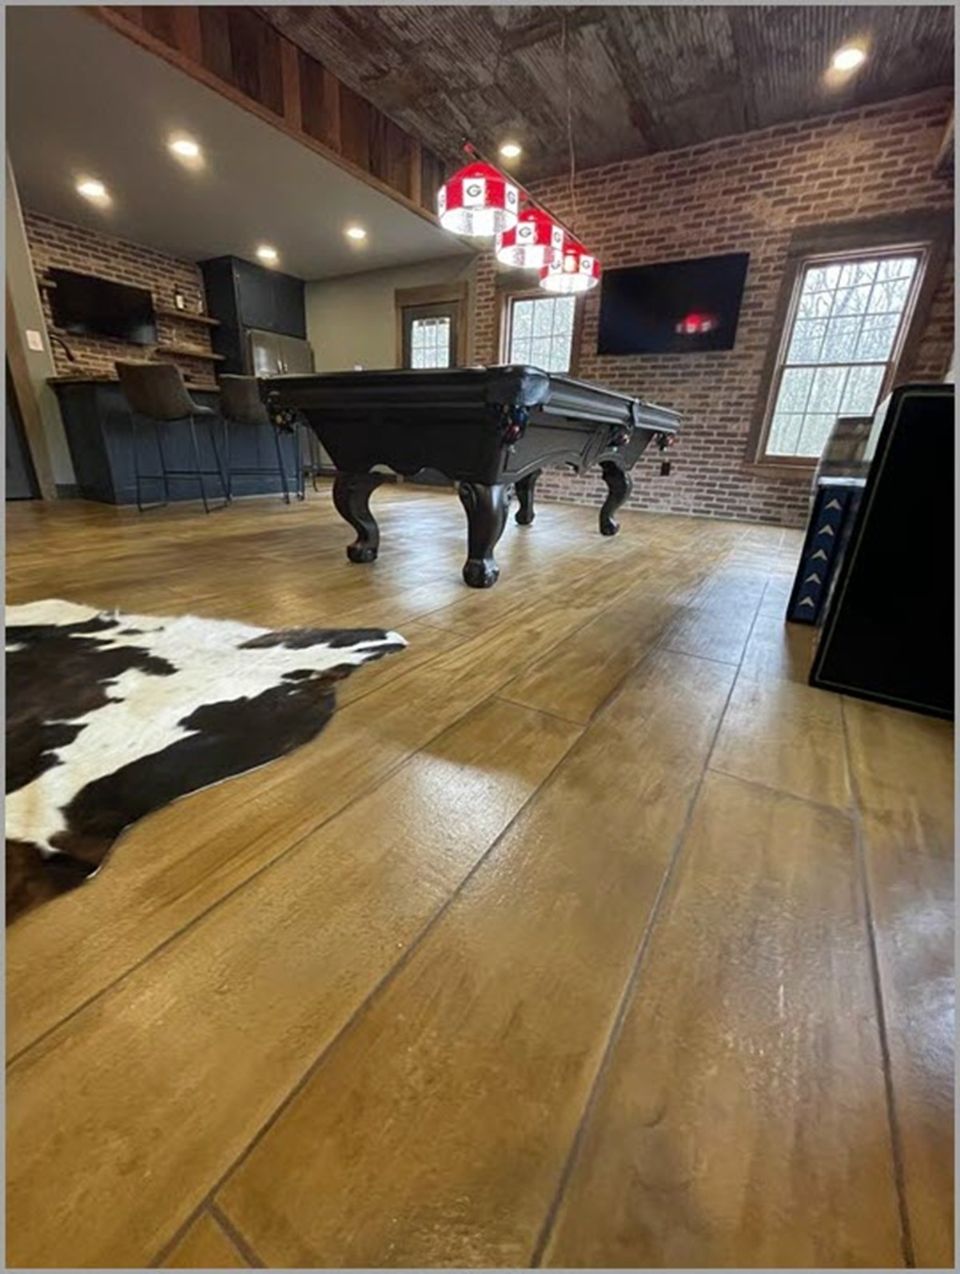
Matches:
[[48, 374, 219, 392]]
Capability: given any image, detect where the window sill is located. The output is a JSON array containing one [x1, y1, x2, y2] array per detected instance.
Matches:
[[741, 460, 816, 483]]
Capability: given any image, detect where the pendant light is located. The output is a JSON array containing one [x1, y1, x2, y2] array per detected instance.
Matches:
[[495, 207, 564, 270], [536, 12, 601, 293], [435, 16, 602, 287], [437, 161, 519, 238], [540, 237, 601, 293]]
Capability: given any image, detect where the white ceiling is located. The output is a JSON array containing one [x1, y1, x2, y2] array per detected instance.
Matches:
[[6, 5, 473, 281]]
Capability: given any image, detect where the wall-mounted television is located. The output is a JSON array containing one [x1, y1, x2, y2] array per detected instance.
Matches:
[[597, 252, 750, 355], [48, 268, 157, 346]]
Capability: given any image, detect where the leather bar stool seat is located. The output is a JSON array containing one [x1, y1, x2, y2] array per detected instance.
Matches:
[[115, 362, 229, 513]]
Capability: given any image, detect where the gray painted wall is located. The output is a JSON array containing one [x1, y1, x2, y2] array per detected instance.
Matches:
[[305, 256, 478, 372], [6, 155, 75, 487]]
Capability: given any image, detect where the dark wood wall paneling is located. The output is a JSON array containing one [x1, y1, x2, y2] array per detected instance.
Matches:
[[101, 6, 445, 218], [299, 51, 341, 151]]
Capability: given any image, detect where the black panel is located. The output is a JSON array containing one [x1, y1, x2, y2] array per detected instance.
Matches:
[[200, 257, 245, 373], [272, 272, 306, 339], [810, 384, 954, 719], [199, 257, 240, 328], [235, 258, 277, 331]]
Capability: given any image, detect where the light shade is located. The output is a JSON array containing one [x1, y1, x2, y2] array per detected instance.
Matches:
[[438, 161, 519, 238], [540, 238, 601, 293], [495, 208, 564, 270]]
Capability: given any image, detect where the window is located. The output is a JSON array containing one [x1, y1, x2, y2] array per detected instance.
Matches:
[[505, 294, 576, 373], [396, 284, 467, 369], [408, 315, 452, 368], [762, 250, 923, 461]]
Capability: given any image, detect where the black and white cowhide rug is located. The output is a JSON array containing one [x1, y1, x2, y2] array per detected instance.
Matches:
[[5, 599, 405, 924]]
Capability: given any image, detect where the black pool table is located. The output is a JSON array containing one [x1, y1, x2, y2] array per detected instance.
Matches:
[[263, 366, 679, 588]]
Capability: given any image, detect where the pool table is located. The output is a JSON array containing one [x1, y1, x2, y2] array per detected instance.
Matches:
[[263, 366, 679, 587]]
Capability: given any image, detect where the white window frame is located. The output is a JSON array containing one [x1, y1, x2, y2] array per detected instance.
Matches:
[[757, 244, 929, 465]]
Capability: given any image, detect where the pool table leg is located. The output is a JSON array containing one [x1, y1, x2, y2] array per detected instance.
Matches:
[[458, 482, 508, 588], [514, 469, 541, 526], [332, 470, 385, 563], [599, 461, 633, 536]]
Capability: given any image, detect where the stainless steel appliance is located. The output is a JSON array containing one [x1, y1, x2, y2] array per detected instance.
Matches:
[[248, 329, 315, 376]]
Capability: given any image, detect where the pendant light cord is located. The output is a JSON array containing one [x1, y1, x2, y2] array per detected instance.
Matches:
[[563, 13, 578, 225]]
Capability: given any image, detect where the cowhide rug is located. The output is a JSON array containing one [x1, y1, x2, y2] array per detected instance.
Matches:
[[5, 599, 405, 924]]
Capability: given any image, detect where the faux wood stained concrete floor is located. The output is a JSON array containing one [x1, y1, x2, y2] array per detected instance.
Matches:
[[5, 485, 954, 1270]]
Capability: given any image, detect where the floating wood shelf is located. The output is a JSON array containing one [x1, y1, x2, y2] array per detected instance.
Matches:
[[153, 345, 225, 361], [155, 307, 221, 327]]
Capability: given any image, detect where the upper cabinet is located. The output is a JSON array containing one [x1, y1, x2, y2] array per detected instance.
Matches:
[[272, 272, 307, 341], [201, 256, 306, 340], [200, 256, 307, 371]]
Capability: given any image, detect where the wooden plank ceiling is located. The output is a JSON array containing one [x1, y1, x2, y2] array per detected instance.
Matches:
[[258, 5, 955, 179]]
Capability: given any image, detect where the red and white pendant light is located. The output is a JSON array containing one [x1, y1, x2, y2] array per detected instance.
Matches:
[[437, 160, 520, 238], [495, 207, 564, 271], [540, 237, 601, 293], [437, 143, 600, 294]]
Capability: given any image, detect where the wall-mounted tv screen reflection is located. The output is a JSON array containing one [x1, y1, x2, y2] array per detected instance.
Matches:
[[597, 252, 750, 355]]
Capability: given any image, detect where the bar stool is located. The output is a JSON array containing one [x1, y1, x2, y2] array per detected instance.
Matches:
[[115, 362, 229, 514], [218, 375, 304, 503]]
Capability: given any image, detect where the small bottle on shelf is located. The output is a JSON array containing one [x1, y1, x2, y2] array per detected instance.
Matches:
[[173, 285, 185, 311]]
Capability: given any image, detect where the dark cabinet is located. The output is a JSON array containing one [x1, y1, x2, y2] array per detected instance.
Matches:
[[234, 258, 278, 331], [200, 256, 308, 375], [272, 272, 306, 339]]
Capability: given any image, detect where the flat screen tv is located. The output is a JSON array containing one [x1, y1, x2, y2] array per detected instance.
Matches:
[[597, 252, 749, 355], [48, 268, 157, 345]]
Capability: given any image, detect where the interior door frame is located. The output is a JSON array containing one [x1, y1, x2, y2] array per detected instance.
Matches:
[[395, 281, 469, 368]]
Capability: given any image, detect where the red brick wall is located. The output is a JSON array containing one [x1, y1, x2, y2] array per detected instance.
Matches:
[[474, 89, 954, 526], [23, 211, 216, 387]]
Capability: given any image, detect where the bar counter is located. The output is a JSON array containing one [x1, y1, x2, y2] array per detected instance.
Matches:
[[50, 377, 297, 504]]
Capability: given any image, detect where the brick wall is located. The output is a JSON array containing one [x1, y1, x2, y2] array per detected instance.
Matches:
[[23, 211, 216, 387], [474, 89, 954, 527]]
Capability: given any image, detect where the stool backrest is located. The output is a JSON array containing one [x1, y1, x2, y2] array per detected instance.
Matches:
[[218, 375, 270, 428], [115, 362, 196, 421]]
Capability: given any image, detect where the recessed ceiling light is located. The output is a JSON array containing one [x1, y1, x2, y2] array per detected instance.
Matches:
[[499, 142, 522, 160], [256, 244, 279, 264], [76, 178, 109, 202], [345, 225, 367, 241], [832, 45, 866, 72], [169, 135, 201, 160]]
